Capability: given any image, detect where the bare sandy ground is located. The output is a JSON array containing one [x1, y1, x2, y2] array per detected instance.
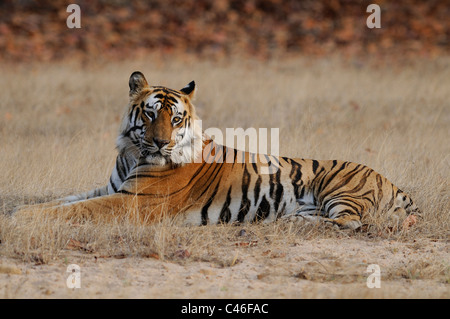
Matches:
[[1, 237, 448, 299]]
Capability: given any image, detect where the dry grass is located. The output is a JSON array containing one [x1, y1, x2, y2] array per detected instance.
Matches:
[[0, 56, 449, 298]]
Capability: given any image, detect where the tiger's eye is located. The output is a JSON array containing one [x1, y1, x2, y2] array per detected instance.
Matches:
[[173, 116, 181, 123], [145, 112, 155, 121]]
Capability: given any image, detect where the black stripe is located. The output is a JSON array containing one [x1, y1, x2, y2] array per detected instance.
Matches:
[[251, 162, 258, 174], [312, 160, 319, 174], [124, 125, 145, 137], [237, 165, 251, 222], [327, 199, 362, 216], [320, 163, 364, 199], [289, 159, 303, 199], [298, 187, 305, 201], [117, 189, 133, 195], [115, 158, 126, 181], [316, 162, 348, 197], [273, 169, 284, 212], [125, 173, 160, 181], [269, 171, 275, 197], [376, 174, 383, 209], [109, 176, 118, 192], [251, 153, 258, 174], [186, 164, 206, 186], [193, 162, 218, 189], [277, 202, 287, 219], [310, 166, 326, 194], [121, 155, 129, 174], [117, 189, 148, 196], [196, 163, 224, 200], [330, 168, 373, 199], [264, 154, 272, 170], [219, 186, 233, 223], [254, 195, 270, 222], [200, 180, 221, 225], [167, 95, 178, 104], [271, 155, 281, 167], [315, 161, 339, 196], [152, 87, 182, 97], [254, 175, 262, 206]]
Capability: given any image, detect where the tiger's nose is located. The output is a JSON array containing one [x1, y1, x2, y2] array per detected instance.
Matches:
[[153, 138, 170, 149]]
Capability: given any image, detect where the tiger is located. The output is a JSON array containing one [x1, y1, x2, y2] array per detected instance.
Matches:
[[14, 71, 421, 230]]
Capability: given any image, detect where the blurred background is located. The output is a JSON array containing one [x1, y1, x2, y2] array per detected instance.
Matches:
[[0, 0, 448, 62]]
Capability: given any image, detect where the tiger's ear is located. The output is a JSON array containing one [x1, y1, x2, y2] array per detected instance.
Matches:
[[129, 71, 149, 96], [180, 81, 196, 100]]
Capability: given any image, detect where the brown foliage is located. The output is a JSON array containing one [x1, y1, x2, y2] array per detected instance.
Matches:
[[0, 0, 448, 62]]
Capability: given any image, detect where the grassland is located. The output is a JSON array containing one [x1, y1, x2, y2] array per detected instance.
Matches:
[[0, 56, 449, 298]]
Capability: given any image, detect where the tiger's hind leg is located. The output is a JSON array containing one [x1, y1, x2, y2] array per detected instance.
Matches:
[[325, 201, 364, 230], [321, 214, 362, 230], [291, 197, 363, 230], [291, 207, 362, 230], [288, 205, 337, 227]]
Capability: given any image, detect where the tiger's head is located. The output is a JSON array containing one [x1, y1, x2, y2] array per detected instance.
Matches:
[[116, 71, 203, 166]]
